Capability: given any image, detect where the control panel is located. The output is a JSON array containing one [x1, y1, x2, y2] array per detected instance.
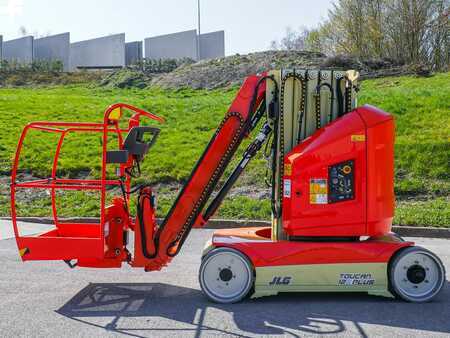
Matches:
[[328, 160, 355, 203]]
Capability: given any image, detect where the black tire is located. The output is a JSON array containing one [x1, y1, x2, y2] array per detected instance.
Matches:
[[389, 246, 446, 302], [199, 247, 254, 304]]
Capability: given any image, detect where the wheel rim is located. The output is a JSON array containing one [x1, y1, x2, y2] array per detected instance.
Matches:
[[393, 250, 443, 300], [201, 250, 252, 301]]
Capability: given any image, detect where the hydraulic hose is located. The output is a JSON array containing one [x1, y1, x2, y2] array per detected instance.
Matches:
[[202, 122, 273, 221]]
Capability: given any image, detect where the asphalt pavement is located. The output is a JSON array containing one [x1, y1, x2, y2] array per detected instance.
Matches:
[[0, 223, 449, 337], [0, 220, 53, 240]]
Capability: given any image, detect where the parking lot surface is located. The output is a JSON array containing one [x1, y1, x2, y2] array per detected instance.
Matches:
[[0, 226, 449, 337]]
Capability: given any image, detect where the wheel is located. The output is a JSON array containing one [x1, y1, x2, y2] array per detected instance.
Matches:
[[389, 246, 446, 302], [199, 247, 254, 303]]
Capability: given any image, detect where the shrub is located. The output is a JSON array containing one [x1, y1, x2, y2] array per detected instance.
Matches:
[[0, 59, 63, 73], [129, 58, 195, 74]]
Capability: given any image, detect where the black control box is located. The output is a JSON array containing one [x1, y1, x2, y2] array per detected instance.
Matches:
[[328, 160, 355, 203]]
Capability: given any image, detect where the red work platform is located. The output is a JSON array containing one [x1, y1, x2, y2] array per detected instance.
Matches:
[[10, 103, 163, 261]]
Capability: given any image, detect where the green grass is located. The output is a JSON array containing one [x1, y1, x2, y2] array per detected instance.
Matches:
[[0, 73, 449, 227], [0, 85, 237, 180], [395, 198, 449, 227], [358, 74, 450, 195]]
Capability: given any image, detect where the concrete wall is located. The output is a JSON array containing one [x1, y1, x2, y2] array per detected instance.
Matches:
[[70, 33, 125, 71], [0, 29, 225, 70], [3, 36, 34, 64], [199, 31, 225, 60], [125, 41, 143, 65], [145, 30, 198, 60], [34, 33, 70, 71]]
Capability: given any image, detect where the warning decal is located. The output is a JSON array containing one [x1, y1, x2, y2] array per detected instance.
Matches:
[[310, 179, 328, 204], [284, 164, 292, 176], [283, 179, 291, 198], [351, 134, 366, 142]]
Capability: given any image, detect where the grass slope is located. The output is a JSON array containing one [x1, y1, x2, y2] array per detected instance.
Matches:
[[0, 73, 448, 226]]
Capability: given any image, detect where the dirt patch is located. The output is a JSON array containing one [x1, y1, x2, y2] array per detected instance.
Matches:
[[1, 51, 424, 90], [150, 51, 416, 89], [151, 50, 327, 89], [99, 69, 153, 89]]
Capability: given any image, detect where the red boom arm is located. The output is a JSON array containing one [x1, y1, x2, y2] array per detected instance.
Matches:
[[134, 74, 267, 271]]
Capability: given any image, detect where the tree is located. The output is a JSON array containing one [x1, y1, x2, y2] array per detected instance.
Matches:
[[282, 0, 450, 70], [270, 26, 310, 51], [19, 26, 28, 36]]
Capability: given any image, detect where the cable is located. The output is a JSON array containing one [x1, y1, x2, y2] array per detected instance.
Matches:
[[315, 82, 334, 125], [136, 187, 157, 259], [263, 133, 273, 188], [119, 179, 129, 214]]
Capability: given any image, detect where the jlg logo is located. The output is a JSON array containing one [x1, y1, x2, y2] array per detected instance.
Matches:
[[269, 276, 292, 285]]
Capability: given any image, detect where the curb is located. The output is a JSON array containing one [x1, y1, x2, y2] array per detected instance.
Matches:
[[2, 217, 449, 239]]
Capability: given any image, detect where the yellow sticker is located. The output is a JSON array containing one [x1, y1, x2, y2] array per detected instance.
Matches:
[[284, 164, 292, 176], [19, 248, 29, 257], [351, 134, 366, 142], [310, 179, 328, 204], [108, 107, 122, 121], [310, 194, 328, 204]]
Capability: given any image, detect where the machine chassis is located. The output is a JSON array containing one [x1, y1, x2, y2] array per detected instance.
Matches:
[[203, 227, 415, 300]]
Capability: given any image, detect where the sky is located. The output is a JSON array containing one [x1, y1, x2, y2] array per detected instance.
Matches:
[[0, 0, 333, 55]]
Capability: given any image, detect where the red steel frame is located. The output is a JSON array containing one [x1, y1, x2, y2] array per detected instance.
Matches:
[[11, 103, 163, 261]]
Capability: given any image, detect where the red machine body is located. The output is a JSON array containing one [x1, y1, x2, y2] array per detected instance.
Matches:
[[282, 105, 395, 237], [207, 105, 403, 271], [210, 227, 412, 268]]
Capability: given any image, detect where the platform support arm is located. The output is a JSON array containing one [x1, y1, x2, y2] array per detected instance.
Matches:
[[202, 121, 273, 222]]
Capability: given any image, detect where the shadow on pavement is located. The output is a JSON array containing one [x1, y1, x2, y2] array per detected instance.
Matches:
[[57, 282, 450, 337]]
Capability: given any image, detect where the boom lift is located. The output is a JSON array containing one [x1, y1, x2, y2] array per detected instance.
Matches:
[[11, 69, 446, 304]]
